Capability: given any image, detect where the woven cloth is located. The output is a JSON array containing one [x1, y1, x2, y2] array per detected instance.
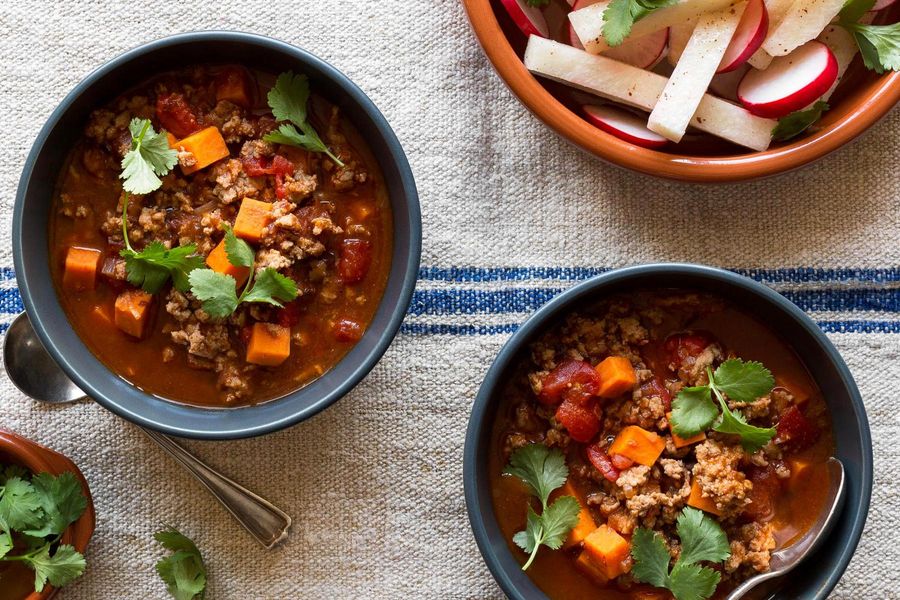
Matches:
[[0, 1, 898, 598]]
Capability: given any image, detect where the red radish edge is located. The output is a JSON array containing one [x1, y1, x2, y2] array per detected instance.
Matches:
[[499, 0, 549, 38], [568, 0, 669, 69], [718, 0, 768, 73], [738, 41, 838, 119], [582, 105, 669, 148]]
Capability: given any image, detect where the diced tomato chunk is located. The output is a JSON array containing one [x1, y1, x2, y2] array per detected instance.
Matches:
[[742, 464, 784, 521], [215, 66, 254, 107], [538, 360, 602, 406], [664, 332, 714, 365], [586, 444, 620, 483], [555, 399, 601, 443], [337, 239, 373, 284], [275, 300, 302, 328], [776, 406, 820, 452], [156, 93, 201, 138], [610, 453, 634, 470], [333, 319, 364, 342], [640, 376, 672, 412], [241, 154, 270, 177]]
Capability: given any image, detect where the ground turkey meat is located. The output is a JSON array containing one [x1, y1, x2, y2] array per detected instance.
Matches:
[[725, 522, 777, 574], [692, 439, 752, 518]]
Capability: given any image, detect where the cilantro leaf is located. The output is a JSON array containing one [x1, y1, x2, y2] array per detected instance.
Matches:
[[773, 101, 830, 142], [538, 496, 581, 550], [0, 531, 12, 560], [670, 386, 718, 438], [22, 472, 88, 538], [712, 360, 774, 403], [0, 465, 30, 486], [242, 268, 299, 307], [188, 269, 239, 319], [602, 0, 676, 47], [713, 399, 776, 453], [631, 528, 670, 588], [667, 562, 721, 600], [843, 21, 900, 73], [29, 544, 86, 592], [155, 528, 207, 600], [676, 507, 730, 565], [264, 72, 344, 166], [512, 506, 542, 555], [504, 444, 568, 507], [222, 224, 254, 269], [840, 0, 876, 25], [0, 477, 43, 532], [120, 118, 178, 195], [122, 242, 204, 294]]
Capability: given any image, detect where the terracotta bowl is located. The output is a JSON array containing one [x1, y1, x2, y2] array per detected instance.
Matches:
[[0, 430, 96, 600], [461, 0, 900, 182]]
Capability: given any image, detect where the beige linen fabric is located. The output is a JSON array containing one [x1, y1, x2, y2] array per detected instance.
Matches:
[[0, 1, 898, 598]]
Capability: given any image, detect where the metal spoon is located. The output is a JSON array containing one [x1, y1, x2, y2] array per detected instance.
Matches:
[[2, 312, 291, 549], [725, 456, 846, 600]]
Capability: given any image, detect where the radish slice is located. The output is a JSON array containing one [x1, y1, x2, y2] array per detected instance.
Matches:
[[567, 0, 668, 68], [873, 0, 897, 8], [499, 0, 549, 38], [582, 105, 669, 148], [718, 0, 769, 73], [709, 64, 750, 101], [738, 41, 838, 118]]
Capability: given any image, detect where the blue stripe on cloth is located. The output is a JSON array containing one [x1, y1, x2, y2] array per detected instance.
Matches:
[[418, 266, 900, 284]]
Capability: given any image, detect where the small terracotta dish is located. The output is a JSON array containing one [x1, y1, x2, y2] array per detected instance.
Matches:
[[461, 0, 900, 182], [0, 430, 95, 600]]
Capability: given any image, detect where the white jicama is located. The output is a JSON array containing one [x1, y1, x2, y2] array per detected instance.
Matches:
[[816, 24, 859, 103], [747, 0, 796, 68], [523, 36, 776, 151], [649, 3, 748, 142], [762, 0, 846, 57], [667, 22, 695, 66], [569, 0, 736, 54]]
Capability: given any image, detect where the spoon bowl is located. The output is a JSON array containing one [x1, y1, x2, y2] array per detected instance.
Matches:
[[4, 312, 84, 404]]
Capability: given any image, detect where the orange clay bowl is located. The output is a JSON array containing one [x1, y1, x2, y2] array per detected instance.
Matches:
[[461, 0, 900, 183], [0, 430, 95, 600]]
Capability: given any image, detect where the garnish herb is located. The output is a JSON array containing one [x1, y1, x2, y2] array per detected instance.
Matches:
[[839, 0, 900, 74], [119, 118, 204, 293], [602, 0, 677, 47], [263, 71, 345, 167], [772, 101, 830, 142], [0, 468, 88, 593], [188, 224, 299, 319], [504, 444, 581, 571], [670, 358, 776, 452], [631, 507, 731, 600], [155, 527, 207, 600]]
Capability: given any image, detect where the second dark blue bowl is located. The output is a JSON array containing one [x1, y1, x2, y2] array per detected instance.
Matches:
[[464, 264, 871, 599], [13, 32, 421, 439]]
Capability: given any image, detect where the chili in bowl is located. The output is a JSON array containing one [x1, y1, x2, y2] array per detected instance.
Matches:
[[13, 32, 421, 438], [464, 264, 871, 599]]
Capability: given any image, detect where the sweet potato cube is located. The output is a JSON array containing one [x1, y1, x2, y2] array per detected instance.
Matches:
[[595, 356, 637, 398], [575, 550, 609, 585], [555, 481, 597, 549], [175, 126, 230, 175], [166, 132, 178, 148], [62, 247, 102, 292], [205, 239, 250, 288], [246, 323, 291, 367], [608, 426, 665, 466], [114, 289, 154, 339], [582, 525, 631, 580], [688, 479, 723, 516], [215, 67, 253, 107], [667, 412, 706, 449], [233, 199, 274, 243]]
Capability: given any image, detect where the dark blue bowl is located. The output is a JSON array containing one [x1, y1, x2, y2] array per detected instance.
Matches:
[[13, 32, 421, 439], [464, 264, 871, 599]]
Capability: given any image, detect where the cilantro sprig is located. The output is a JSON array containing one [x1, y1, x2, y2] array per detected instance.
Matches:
[[155, 527, 207, 600], [670, 358, 776, 452], [188, 224, 298, 319], [0, 469, 89, 593], [839, 0, 900, 74], [504, 444, 581, 571], [632, 507, 731, 600], [118, 118, 204, 293], [772, 101, 830, 142], [602, 0, 677, 47], [263, 72, 345, 167]]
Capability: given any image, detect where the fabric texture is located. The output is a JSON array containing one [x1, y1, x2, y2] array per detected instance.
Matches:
[[0, 1, 898, 598]]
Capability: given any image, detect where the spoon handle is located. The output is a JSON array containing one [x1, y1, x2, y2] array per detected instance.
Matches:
[[141, 428, 291, 549]]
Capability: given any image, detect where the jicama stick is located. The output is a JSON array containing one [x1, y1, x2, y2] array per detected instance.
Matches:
[[667, 22, 695, 67], [746, 0, 796, 69], [523, 36, 776, 151], [649, 3, 747, 142], [569, 0, 736, 55], [762, 0, 846, 57]]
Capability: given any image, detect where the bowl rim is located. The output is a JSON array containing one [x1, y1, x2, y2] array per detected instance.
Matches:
[[463, 263, 872, 599], [460, 0, 900, 183], [12, 31, 421, 439]]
